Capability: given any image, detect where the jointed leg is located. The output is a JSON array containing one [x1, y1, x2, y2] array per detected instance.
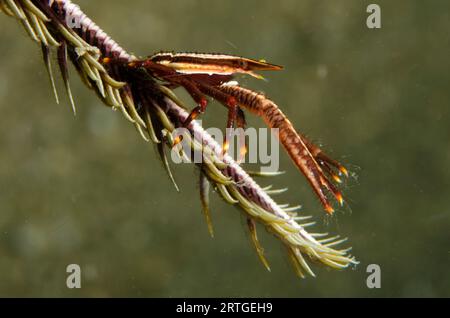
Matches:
[[178, 78, 209, 127], [223, 101, 238, 154], [236, 108, 247, 162]]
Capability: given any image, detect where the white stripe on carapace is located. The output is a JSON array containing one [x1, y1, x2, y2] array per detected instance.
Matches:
[[150, 52, 282, 79]]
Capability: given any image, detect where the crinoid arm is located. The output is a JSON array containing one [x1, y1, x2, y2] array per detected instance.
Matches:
[[0, 0, 358, 277]]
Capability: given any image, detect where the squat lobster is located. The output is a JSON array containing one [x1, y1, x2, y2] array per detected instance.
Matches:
[[128, 51, 349, 214]]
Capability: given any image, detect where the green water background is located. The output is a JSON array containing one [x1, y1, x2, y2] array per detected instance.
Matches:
[[0, 0, 449, 297]]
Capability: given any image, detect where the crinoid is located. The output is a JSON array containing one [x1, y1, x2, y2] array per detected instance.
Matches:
[[0, 0, 358, 278]]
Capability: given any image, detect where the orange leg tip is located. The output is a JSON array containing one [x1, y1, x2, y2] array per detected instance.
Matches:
[[332, 174, 343, 184], [173, 135, 183, 146], [223, 141, 230, 153], [102, 57, 111, 64], [237, 145, 247, 163], [188, 112, 199, 122], [325, 204, 335, 215], [340, 166, 349, 177], [240, 145, 248, 156], [335, 192, 344, 206]]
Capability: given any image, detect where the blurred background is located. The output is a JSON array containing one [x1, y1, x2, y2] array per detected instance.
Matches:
[[0, 0, 449, 297]]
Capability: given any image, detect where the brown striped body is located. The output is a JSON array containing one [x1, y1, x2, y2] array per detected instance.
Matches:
[[150, 52, 282, 79]]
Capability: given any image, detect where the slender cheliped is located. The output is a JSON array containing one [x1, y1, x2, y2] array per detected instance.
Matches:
[[0, 0, 358, 278]]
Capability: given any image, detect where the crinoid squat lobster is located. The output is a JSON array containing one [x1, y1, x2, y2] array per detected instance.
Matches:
[[128, 55, 347, 215], [0, 0, 358, 278]]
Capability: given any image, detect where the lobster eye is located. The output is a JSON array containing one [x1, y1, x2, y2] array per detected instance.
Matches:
[[238, 59, 248, 69]]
